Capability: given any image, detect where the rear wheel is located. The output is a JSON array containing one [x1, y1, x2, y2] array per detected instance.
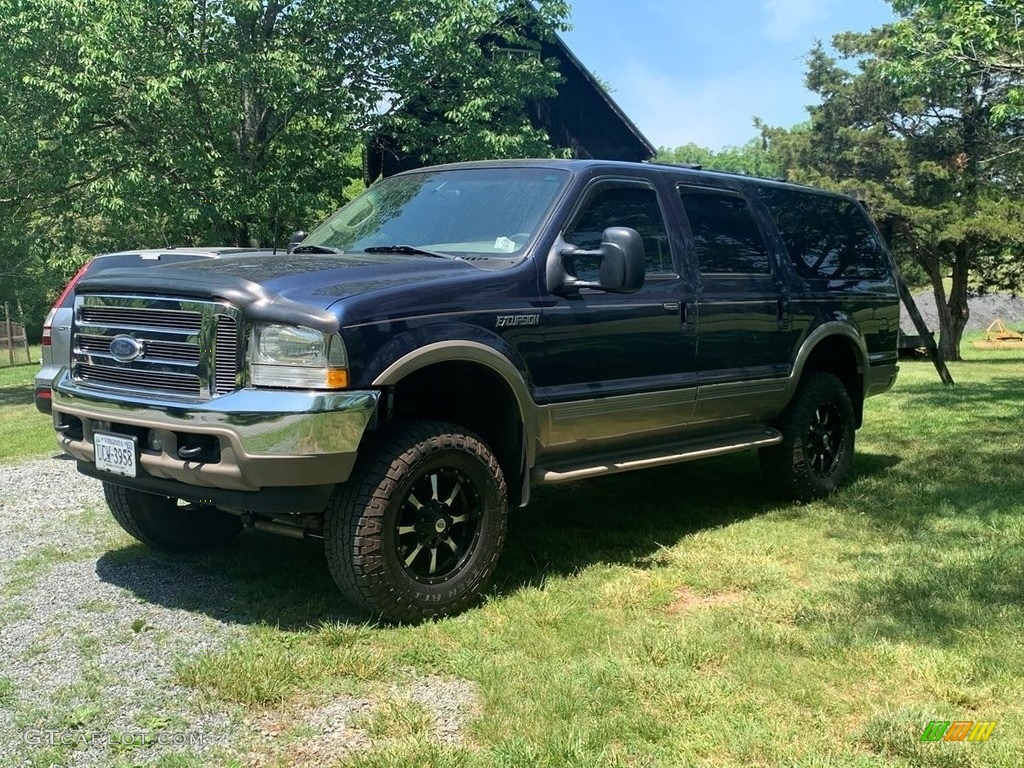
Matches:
[[103, 483, 242, 551], [324, 421, 508, 623], [760, 372, 855, 500]]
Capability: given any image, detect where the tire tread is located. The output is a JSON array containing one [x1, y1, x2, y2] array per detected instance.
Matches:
[[324, 421, 507, 623]]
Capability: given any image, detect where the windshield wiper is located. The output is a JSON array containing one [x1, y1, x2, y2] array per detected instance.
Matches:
[[291, 244, 344, 254], [363, 245, 454, 260]]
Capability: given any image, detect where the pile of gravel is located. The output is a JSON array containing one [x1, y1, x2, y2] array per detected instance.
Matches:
[[900, 291, 1024, 334]]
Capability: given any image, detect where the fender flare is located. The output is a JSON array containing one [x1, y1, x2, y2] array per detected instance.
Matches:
[[371, 340, 539, 467], [788, 321, 870, 400]]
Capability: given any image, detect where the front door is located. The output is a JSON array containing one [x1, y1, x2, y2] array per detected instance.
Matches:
[[537, 179, 698, 456]]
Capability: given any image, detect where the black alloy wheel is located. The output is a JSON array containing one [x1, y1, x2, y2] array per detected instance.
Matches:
[[395, 466, 481, 583], [806, 401, 845, 478], [324, 420, 508, 623], [760, 371, 855, 500]]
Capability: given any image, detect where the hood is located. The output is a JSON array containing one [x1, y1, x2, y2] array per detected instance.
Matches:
[[73, 251, 482, 334], [165, 252, 479, 304]]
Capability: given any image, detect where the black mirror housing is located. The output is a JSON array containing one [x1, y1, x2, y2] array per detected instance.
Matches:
[[287, 230, 306, 254], [547, 226, 646, 295], [597, 227, 645, 293]]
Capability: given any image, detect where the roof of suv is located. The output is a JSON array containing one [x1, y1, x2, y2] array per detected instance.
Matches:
[[390, 158, 857, 200]]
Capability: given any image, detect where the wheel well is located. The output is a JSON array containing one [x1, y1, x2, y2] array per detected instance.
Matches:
[[802, 336, 865, 427], [385, 361, 526, 506]]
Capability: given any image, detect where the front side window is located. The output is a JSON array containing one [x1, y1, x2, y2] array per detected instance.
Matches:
[[679, 189, 771, 275], [758, 187, 889, 280], [302, 167, 570, 259], [564, 185, 674, 280]]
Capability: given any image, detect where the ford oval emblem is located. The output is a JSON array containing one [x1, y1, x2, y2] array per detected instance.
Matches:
[[109, 334, 144, 362]]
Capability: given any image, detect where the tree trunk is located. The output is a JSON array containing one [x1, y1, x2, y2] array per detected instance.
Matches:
[[934, 242, 971, 361]]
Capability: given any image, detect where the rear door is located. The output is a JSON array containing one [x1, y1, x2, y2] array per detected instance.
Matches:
[[676, 183, 792, 428]]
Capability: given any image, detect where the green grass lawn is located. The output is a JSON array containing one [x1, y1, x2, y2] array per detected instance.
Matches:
[[0, 347, 54, 462], [171, 339, 1024, 767], [5, 339, 1022, 766]]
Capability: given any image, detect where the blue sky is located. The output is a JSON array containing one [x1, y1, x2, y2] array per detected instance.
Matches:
[[560, 0, 896, 151]]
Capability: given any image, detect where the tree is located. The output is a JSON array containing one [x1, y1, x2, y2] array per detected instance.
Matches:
[[890, 0, 1024, 122], [761, 3, 1024, 360], [0, 0, 569, 250], [0, 0, 569, 336], [656, 138, 781, 178]]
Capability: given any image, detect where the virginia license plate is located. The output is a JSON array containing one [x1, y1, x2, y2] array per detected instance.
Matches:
[[94, 432, 137, 477]]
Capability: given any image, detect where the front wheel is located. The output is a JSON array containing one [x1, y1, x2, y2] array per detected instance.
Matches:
[[324, 421, 508, 623], [760, 372, 855, 501]]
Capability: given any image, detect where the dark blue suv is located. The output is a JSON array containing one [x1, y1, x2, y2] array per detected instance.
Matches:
[[51, 160, 899, 622]]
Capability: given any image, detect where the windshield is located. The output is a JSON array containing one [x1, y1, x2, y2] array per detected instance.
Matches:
[[302, 167, 570, 259]]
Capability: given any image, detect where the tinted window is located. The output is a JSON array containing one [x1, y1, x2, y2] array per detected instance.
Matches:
[[565, 185, 674, 278], [679, 189, 771, 275], [758, 188, 889, 280], [304, 167, 570, 258]]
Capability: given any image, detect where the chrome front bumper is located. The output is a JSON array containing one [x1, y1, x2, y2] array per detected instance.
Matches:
[[52, 370, 380, 492]]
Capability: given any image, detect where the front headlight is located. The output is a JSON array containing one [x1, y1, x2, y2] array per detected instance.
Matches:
[[249, 324, 349, 389]]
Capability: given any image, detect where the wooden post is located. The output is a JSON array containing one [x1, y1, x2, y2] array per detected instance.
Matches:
[[879, 212, 954, 386], [16, 298, 31, 364], [891, 267, 955, 386], [4, 303, 13, 366]]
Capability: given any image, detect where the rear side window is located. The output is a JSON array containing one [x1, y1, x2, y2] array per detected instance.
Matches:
[[678, 189, 771, 275], [758, 188, 889, 281]]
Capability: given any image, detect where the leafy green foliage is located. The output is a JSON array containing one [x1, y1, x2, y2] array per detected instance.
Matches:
[[760, 2, 1024, 360], [0, 0, 569, 329], [891, 0, 1024, 122], [656, 138, 781, 178]]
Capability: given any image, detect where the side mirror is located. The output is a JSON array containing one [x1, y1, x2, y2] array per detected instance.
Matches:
[[286, 230, 306, 254], [546, 227, 645, 295]]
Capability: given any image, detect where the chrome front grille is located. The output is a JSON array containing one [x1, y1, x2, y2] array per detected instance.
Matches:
[[214, 316, 239, 395], [72, 295, 243, 401], [80, 305, 202, 331], [77, 334, 201, 364], [77, 363, 203, 396]]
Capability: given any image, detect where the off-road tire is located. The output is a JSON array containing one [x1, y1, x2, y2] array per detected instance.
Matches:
[[103, 483, 243, 551], [760, 371, 855, 501], [324, 420, 508, 624]]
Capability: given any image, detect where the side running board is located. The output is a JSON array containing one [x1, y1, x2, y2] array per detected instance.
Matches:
[[532, 428, 783, 484]]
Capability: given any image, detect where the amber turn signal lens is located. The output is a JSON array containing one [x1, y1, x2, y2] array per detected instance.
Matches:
[[326, 368, 349, 388]]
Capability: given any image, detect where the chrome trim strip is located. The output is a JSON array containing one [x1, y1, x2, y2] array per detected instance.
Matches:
[[534, 430, 782, 483]]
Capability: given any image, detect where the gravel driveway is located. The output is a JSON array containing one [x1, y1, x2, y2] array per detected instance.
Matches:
[[0, 455, 479, 767], [0, 456, 243, 766]]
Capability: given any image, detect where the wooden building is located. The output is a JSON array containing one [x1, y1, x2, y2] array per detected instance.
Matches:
[[366, 30, 655, 181]]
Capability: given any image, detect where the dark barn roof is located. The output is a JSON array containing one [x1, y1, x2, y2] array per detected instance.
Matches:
[[366, 31, 655, 182], [531, 32, 655, 163]]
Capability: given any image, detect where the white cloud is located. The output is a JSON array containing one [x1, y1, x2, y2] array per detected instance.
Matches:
[[761, 0, 825, 41]]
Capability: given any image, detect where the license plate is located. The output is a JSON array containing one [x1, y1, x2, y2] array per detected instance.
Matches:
[[94, 432, 137, 477]]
